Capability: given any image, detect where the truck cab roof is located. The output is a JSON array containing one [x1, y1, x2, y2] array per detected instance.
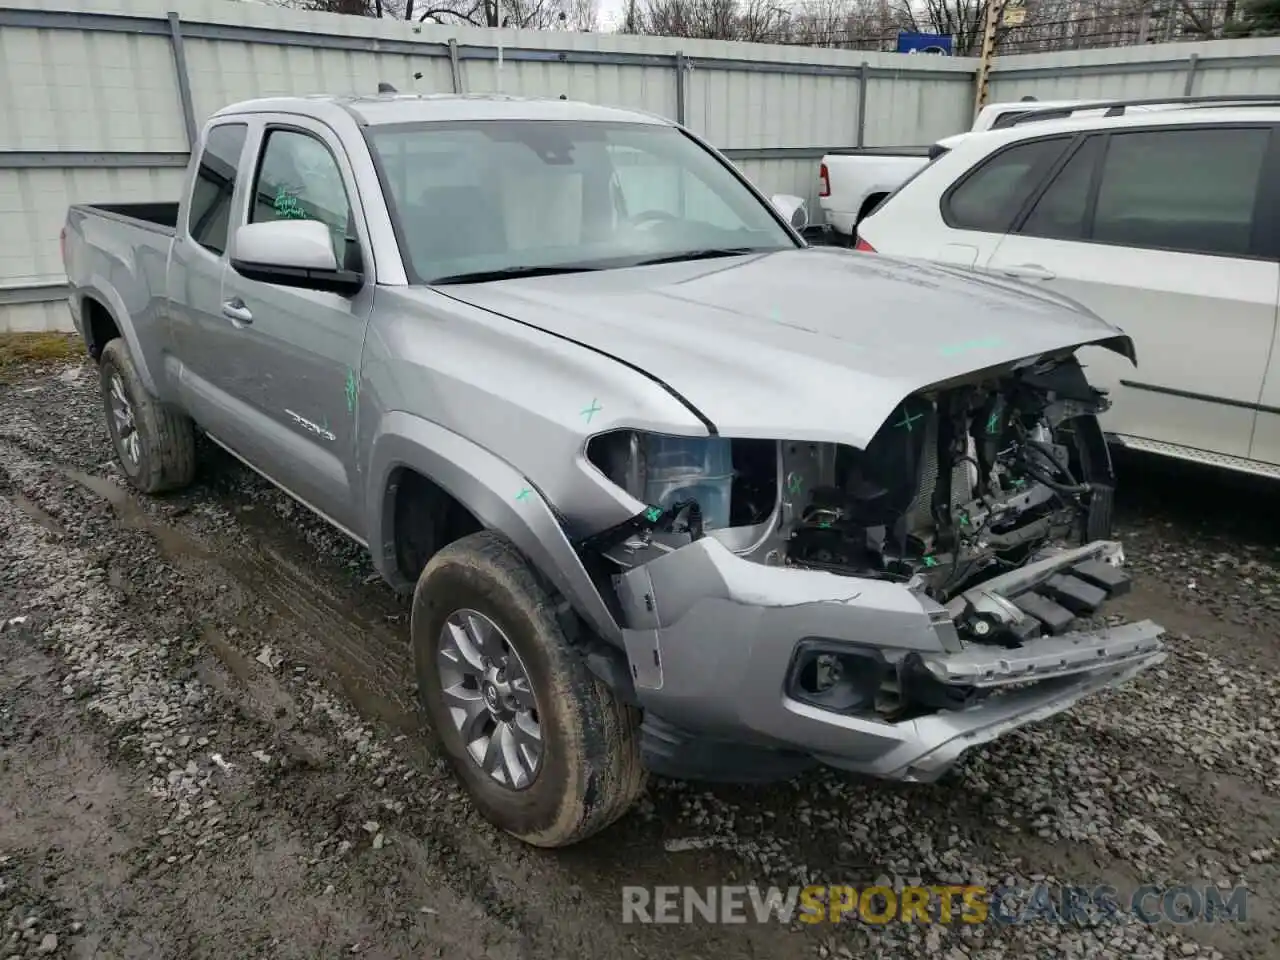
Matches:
[[210, 93, 674, 128]]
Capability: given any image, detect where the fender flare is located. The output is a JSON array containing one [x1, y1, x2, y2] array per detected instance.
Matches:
[[76, 279, 160, 396], [366, 411, 623, 646]]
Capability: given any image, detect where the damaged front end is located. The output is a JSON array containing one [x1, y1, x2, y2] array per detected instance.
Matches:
[[580, 349, 1166, 783]]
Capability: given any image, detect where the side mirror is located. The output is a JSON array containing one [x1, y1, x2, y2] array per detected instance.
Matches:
[[230, 220, 363, 297], [770, 194, 809, 232]]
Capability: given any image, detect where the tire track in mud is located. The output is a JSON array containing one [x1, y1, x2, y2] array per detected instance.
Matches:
[[0, 437, 792, 959], [70, 460, 421, 733], [0, 441, 554, 956]]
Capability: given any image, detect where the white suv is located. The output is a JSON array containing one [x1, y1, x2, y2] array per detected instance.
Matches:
[[857, 99, 1280, 479]]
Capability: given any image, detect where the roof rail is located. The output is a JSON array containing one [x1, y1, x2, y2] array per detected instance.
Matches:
[[1000, 94, 1280, 128]]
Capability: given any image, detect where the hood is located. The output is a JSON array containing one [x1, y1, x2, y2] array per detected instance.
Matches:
[[427, 247, 1133, 450]]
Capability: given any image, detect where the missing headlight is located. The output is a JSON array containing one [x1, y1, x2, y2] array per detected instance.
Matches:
[[785, 640, 889, 714], [586, 430, 742, 531]]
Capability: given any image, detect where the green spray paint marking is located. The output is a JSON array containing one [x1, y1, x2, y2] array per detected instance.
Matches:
[[939, 336, 1004, 358], [273, 187, 308, 220], [787, 472, 803, 495], [515, 487, 532, 501], [345, 368, 358, 413], [581, 398, 602, 424], [818, 521, 832, 529], [986, 409, 1001, 433], [644, 505, 663, 523], [894, 409, 924, 432], [923, 555, 939, 567]]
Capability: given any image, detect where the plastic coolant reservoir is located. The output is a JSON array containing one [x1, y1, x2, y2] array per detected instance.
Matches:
[[641, 435, 734, 530]]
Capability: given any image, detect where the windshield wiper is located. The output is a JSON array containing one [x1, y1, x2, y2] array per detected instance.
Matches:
[[429, 264, 602, 284], [631, 247, 774, 267]]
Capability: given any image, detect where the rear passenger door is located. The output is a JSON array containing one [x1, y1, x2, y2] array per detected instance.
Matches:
[[930, 135, 1075, 268], [985, 124, 1280, 461], [168, 121, 250, 422]]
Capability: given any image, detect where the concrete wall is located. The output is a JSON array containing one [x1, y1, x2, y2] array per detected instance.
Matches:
[[3, 0, 1280, 332]]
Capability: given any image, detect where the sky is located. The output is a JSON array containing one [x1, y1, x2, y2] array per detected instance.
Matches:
[[596, 0, 627, 30]]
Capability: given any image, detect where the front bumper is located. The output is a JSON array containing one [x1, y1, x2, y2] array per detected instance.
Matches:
[[616, 536, 1164, 781]]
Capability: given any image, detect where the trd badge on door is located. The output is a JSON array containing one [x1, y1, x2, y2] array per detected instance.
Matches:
[[285, 409, 336, 442]]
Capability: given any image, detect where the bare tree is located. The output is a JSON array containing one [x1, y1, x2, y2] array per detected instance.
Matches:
[[279, 0, 1240, 51], [634, 0, 791, 41], [566, 0, 600, 29], [787, 0, 897, 48], [287, 0, 575, 28], [405, 0, 571, 28]]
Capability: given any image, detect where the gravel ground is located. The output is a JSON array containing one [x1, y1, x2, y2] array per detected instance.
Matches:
[[1, 357, 1278, 959]]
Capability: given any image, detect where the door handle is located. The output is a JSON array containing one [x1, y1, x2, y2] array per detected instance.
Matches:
[[993, 263, 1056, 281], [221, 298, 253, 325]]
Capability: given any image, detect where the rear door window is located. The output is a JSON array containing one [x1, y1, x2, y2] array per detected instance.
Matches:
[[943, 137, 1071, 234], [1019, 136, 1105, 241], [1088, 127, 1270, 257], [188, 123, 248, 256]]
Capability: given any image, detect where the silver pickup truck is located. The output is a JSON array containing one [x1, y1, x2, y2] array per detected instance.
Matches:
[[62, 92, 1165, 848]]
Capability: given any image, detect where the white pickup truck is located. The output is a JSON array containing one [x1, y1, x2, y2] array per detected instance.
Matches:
[[817, 99, 1098, 244]]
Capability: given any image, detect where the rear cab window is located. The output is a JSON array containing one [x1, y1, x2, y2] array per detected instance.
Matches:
[[187, 123, 248, 256], [1017, 125, 1274, 258], [942, 136, 1071, 234]]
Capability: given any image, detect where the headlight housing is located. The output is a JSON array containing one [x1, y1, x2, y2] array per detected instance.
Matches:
[[587, 430, 735, 531]]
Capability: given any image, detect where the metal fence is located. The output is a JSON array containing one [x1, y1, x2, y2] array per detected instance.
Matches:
[[987, 37, 1280, 103], [2, 0, 1280, 333]]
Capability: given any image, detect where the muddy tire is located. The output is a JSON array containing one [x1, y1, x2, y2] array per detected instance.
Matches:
[[99, 338, 196, 494], [412, 530, 646, 847]]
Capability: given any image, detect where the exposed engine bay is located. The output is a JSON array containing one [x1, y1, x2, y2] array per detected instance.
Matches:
[[585, 351, 1120, 646]]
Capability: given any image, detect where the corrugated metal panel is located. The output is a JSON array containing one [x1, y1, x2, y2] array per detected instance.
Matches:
[[987, 65, 1187, 104], [688, 69, 861, 148], [464, 59, 677, 116], [183, 39, 455, 127], [0, 26, 185, 151], [862, 72, 973, 146], [0, 166, 185, 289], [0, 300, 70, 334], [986, 35, 1280, 103], [1195, 62, 1280, 96], [5, 0, 1280, 333], [728, 157, 823, 207]]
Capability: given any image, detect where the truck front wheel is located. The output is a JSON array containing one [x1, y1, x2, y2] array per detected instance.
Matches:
[[98, 338, 196, 494], [411, 530, 646, 847]]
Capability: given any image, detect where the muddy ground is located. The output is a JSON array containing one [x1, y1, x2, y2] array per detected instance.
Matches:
[[1, 358, 1278, 960]]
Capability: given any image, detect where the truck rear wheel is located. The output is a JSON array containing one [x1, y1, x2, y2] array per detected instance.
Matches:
[[99, 338, 196, 494], [411, 530, 646, 847]]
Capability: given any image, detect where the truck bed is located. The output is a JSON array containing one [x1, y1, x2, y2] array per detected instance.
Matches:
[[72, 201, 179, 235]]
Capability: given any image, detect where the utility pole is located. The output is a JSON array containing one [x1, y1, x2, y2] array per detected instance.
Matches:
[[972, 0, 1012, 120]]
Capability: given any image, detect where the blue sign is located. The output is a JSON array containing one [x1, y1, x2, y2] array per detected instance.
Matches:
[[896, 32, 953, 55]]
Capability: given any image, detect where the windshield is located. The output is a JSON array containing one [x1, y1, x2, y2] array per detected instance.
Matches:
[[365, 119, 797, 283]]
